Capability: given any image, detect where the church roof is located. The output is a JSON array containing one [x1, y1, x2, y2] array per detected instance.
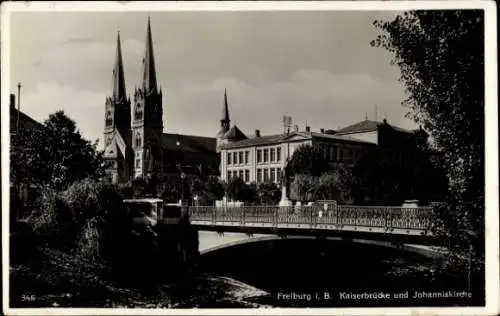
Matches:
[[222, 125, 247, 141], [103, 130, 128, 159], [161, 133, 216, 154], [141, 17, 158, 95], [111, 31, 127, 102]]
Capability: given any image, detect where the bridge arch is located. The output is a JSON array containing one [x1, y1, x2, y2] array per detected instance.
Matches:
[[198, 232, 446, 259]]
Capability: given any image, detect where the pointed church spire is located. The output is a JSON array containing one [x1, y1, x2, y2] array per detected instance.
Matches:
[[221, 88, 230, 123], [141, 16, 158, 94], [112, 30, 126, 102]]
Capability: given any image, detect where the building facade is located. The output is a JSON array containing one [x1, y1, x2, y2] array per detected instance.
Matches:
[[103, 18, 219, 184], [219, 110, 429, 185]]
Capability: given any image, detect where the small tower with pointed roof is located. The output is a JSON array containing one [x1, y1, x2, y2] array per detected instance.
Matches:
[[132, 17, 164, 178], [216, 88, 231, 153]]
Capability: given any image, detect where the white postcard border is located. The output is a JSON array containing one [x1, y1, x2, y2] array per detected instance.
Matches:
[[1, 1, 498, 315]]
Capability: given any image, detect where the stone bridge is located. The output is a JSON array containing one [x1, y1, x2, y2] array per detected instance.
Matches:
[[187, 205, 446, 255]]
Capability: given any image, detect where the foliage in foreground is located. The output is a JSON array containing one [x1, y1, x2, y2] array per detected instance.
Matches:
[[372, 10, 485, 288], [11, 111, 105, 191]]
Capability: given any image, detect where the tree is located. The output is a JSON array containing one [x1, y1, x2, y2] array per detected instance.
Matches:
[[11, 111, 105, 191], [257, 181, 282, 205], [371, 10, 484, 289], [189, 175, 225, 204], [285, 144, 329, 178], [290, 174, 316, 202], [204, 176, 225, 201], [314, 168, 353, 204], [224, 177, 257, 203]]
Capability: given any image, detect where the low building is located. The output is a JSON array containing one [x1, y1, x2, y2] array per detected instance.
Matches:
[[10, 93, 45, 219]]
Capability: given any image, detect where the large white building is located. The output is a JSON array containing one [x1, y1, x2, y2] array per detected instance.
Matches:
[[217, 100, 429, 185]]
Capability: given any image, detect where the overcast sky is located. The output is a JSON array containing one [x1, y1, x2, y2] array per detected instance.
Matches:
[[9, 10, 416, 147]]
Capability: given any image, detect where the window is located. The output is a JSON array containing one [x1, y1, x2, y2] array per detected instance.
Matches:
[[257, 150, 262, 163], [323, 145, 328, 160], [245, 151, 249, 164], [227, 171, 231, 180], [136, 158, 141, 168], [135, 133, 142, 148], [257, 169, 262, 182], [227, 152, 232, 165], [233, 152, 238, 164], [245, 170, 250, 182], [239, 170, 244, 179], [338, 147, 343, 161], [264, 149, 269, 162], [347, 149, 353, 163], [277, 169, 282, 182], [271, 168, 276, 182], [239, 152, 244, 165], [264, 168, 269, 182], [277, 148, 281, 161], [270, 148, 275, 162]]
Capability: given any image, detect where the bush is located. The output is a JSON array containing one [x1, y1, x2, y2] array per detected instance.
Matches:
[[30, 179, 127, 262]]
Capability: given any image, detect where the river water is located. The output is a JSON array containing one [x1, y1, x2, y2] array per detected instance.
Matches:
[[189, 231, 480, 308]]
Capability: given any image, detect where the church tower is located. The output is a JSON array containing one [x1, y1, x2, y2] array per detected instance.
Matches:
[[216, 88, 230, 153], [103, 30, 133, 183], [104, 30, 131, 148], [132, 17, 163, 178]]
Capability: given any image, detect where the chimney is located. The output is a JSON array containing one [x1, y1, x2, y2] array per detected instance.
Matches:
[[320, 128, 325, 134], [10, 93, 15, 108], [305, 126, 311, 133], [255, 129, 260, 137]]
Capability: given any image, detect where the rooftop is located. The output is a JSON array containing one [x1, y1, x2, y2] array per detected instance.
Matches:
[[336, 119, 414, 135], [161, 133, 217, 154], [220, 130, 378, 149]]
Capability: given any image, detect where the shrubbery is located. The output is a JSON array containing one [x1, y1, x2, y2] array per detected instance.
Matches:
[[30, 179, 128, 264]]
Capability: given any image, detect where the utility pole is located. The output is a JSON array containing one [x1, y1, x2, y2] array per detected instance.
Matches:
[[17, 83, 21, 132], [16, 83, 22, 220]]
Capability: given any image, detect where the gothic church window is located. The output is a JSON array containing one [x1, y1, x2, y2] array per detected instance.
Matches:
[[135, 103, 143, 120], [135, 133, 142, 148], [105, 110, 113, 126]]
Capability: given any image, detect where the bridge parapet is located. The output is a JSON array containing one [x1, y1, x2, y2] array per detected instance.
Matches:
[[189, 205, 433, 235]]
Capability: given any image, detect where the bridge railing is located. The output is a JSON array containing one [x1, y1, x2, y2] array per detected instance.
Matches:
[[188, 205, 433, 232]]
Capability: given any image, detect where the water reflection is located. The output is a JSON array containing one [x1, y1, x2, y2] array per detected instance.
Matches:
[[196, 234, 474, 307]]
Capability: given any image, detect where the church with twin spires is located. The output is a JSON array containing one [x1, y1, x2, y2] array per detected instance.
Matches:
[[103, 18, 222, 183]]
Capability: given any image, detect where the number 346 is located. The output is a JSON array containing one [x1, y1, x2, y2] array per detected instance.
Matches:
[[21, 294, 36, 302]]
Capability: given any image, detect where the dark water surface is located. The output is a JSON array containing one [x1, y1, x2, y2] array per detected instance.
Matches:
[[197, 236, 481, 307]]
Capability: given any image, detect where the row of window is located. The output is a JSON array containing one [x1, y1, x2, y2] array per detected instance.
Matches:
[[227, 169, 250, 182], [319, 145, 363, 163], [256, 167, 281, 183], [257, 147, 281, 163], [227, 151, 250, 165]]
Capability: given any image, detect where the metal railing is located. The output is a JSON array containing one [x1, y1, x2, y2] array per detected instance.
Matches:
[[187, 205, 433, 233]]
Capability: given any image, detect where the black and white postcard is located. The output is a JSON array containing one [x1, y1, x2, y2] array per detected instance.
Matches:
[[2, 1, 498, 315]]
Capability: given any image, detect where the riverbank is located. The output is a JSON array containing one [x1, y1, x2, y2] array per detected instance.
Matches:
[[9, 246, 270, 308]]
